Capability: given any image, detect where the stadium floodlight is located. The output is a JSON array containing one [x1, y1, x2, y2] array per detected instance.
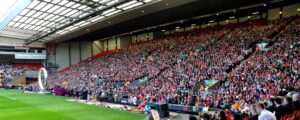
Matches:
[[64, 25, 78, 31], [252, 12, 259, 15], [56, 30, 67, 34], [103, 8, 117, 15], [75, 21, 90, 27], [144, 0, 155, 3], [75, 21, 86, 26], [117, 1, 138, 9], [122, 2, 143, 10], [106, 0, 119, 6], [90, 16, 105, 22], [105, 10, 121, 16]]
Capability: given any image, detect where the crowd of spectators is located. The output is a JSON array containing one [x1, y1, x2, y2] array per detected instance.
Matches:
[[188, 17, 300, 120], [42, 16, 300, 119], [188, 93, 300, 120], [122, 18, 291, 106], [0, 63, 25, 86]]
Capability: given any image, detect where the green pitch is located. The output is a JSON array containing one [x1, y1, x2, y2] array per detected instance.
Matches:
[[0, 89, 146, 120]]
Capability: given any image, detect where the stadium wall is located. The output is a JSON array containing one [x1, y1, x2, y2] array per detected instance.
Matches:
[[70, 42, 80, 65], [132, 32, 155, 43], [268, 3, 300, 20], [47, 36, 132, 71], [80, 41, 92, 60], [56, 42, 69, 70], [92, 40, 104, 56], [283, 4, 300, 18], [119, 36, 132, 48]]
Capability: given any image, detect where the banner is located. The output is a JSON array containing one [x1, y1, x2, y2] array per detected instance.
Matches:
[[15, 54, 46, 59]]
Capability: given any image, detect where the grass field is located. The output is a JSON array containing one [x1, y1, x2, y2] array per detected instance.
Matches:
[[0, 89, 146, 120]]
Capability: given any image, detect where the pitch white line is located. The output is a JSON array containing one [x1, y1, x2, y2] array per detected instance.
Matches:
[[0, 94, 16, 100], [0, 103, 69, 111]]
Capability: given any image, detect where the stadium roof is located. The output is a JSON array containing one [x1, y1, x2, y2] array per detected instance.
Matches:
[[0, 0, 159, 43], [0, 0, 297, 45]]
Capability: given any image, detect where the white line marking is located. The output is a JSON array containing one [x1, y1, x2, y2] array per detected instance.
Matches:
[[0, 94, 16, 100], [0, 103, 69, 111]]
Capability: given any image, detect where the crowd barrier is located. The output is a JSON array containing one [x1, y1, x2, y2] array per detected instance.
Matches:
[[52, 87, 221, 113], [147, 102, 219, 114], [166, 103, 219, 113]]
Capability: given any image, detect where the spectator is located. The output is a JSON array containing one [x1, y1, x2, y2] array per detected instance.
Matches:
[[283, 96, 296, 114], [267, 98, 276, 112], [274, 97, 285, 119], [292, 93, 300, 110], [249, 104, 259, 120], [256, 102, 276, 120], [217, 110, 227, 120]]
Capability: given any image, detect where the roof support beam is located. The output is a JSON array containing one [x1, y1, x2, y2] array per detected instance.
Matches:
[[25, 0, 130, 44]]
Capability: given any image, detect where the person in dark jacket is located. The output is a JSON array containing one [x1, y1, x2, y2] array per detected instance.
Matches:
[[267, 97, 276, 112], [274, 97, 286, 119], [249, 104, 259, 120], [283, 96, 296, 114], [217, 110, 227, 120], [292, 93, 300, 110]]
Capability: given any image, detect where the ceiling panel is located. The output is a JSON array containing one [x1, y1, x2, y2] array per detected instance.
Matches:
[[0, 0, 159, 43]]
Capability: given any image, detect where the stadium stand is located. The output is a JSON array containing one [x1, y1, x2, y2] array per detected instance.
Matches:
[[0, 0, 299, 120], [42, 16, 300, 120]]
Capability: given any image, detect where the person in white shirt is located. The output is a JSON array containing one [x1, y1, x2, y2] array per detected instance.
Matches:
[[256, 102, 277, 120]]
